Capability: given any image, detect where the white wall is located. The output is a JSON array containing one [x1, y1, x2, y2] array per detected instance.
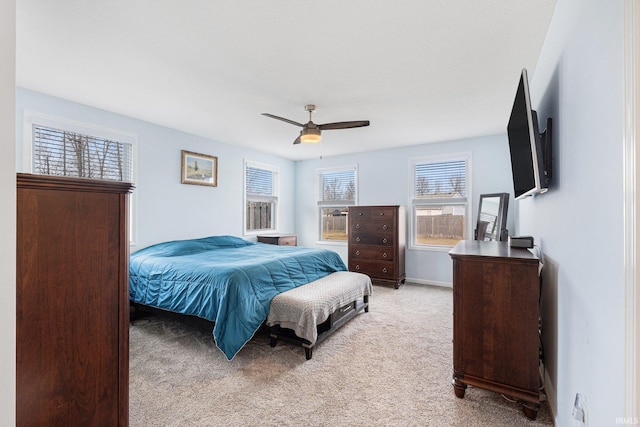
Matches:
[[15, 88, 297, 251], [1, 0, 16, 423], [295, 134, 514, 285], [521, 0, 626, 424]]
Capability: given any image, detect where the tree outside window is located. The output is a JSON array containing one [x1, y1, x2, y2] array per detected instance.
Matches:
[[33, 125, 133, 182]]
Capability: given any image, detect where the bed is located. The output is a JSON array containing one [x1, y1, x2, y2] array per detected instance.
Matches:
[[129, 235, 348, 360]]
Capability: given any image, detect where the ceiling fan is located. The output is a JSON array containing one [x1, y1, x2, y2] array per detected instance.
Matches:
[[262, 104, 370, 145]]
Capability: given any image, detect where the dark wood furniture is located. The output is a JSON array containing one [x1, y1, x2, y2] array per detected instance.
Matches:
[[449, 240, 541, 420], [257, 234, 297, 246], [16, 173, 132, 426], [348, 205, 405, 288]]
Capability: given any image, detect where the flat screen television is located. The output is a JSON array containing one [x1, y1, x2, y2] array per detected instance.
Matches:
[[507, 68, 552, 200]]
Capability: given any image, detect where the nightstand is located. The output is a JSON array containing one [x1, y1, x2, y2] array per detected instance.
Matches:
[[257, 234, 297, 246]]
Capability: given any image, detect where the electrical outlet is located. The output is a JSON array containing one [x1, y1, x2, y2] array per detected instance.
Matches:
[[572, 393, 586, 424]]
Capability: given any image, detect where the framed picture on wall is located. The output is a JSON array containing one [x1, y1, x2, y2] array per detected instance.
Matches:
[[181, 150, 218, 187]]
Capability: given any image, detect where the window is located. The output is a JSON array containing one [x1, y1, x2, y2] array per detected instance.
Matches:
[[317, 166, 357, 241], [31, 125, 133, 182], [244, 161, 278, 233], [24, 111, 137, 244], [410, 155, 470, 249]]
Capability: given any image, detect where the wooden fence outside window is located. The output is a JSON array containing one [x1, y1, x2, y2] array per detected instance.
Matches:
[[416, 215, 464, 239], [247, 201, 272, 230]]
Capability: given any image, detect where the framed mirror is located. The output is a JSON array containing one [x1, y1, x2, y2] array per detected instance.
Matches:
[[475, 193, 509, 241]]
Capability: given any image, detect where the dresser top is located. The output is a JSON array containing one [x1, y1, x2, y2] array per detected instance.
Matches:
[[349, 205, 402, 209], [18, 173, 134, 194], [449, 240, 538, 262]]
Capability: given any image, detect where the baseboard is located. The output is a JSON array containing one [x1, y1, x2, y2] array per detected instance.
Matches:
[[405, 277, 452, 288], [541, 362, 557, 423]]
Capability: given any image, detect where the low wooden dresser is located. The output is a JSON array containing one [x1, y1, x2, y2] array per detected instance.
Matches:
[[257, 234, 297, 246], [347, 205, 405, 288], [449, 240, 541, 420]]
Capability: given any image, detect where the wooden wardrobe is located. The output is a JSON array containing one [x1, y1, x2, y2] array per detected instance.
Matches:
[[16, 173, 132, 426]]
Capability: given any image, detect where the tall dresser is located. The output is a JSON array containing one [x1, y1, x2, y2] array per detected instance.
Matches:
[[348, 205, 405, 288], [16, 173, 132, 426]]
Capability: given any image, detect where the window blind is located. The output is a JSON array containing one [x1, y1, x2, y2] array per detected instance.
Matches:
[[414, 160, 466, 198], [33, 125, 133, 182], [245, 166, 274, 196], [319, 168, 356, 204]]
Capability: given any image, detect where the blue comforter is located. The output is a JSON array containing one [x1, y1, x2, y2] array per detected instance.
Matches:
[[129, 235, 347, 359]]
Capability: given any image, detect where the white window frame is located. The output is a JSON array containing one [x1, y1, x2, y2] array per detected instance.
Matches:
[[408, 153, 472, 252], [23, 110, 139, 245], [243, 160, 279, 235], [316, 164, 358, 244]]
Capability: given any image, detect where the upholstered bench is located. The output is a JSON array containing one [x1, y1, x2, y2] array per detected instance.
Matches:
[[266, 271, 372, 360]]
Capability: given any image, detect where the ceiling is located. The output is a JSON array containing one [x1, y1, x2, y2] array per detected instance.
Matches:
[[16, 0, 557, 161]]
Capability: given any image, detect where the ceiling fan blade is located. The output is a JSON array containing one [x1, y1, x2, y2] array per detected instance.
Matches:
[[261, 113, 304, 127], [293, 129, 304, 145], [318, 120, 370, 130]]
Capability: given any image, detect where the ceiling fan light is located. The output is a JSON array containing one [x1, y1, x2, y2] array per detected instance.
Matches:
[[300, 128, 321, 144], [301, 134, 321, 144]]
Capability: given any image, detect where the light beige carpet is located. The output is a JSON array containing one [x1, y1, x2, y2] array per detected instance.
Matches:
[[129, 282, 554, 426]]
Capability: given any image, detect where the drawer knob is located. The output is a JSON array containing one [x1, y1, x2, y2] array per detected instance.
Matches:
[[383, 224, 388, 230], [379, 212, 385, 216], [355, 224, 361, 229], [355, 264, 361, 270], [356, 237, 361, 242], [382, 238, 388, 244], [355, 250, 360, 256], [383, 252, 388, 258], [382, 267, 388, 273], [358, 212, 364, 216]]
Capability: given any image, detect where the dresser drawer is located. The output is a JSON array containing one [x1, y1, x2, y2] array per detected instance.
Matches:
[[349, 260, 396, 280], [349, 245, 395, 262], [350, 232, 394, 246], [370, 207, 396, 220], [351, 219, 394, 233], [349, 207, 371, 220]]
